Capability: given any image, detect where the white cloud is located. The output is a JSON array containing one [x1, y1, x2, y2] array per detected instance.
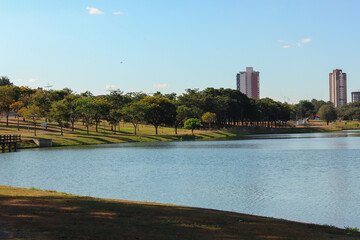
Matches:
[[28, 78, 38, 83], [86, 7, 104, 15], [282, 45, 290, 49], [113, 11, 123, 15], [278, 40, 286, 43], [301, 38, 312, 43], [106, 84, 117, 89], [153, 84, 168, 89]]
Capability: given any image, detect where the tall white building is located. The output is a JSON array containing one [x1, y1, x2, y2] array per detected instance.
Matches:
[[236, 67, 259, 99], [329, 69, 347, 108]]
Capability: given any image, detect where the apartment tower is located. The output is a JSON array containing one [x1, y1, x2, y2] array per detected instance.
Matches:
[[236, 67, 260, 99], [329, 69, 347, 108], [352, 91, 360, 103]]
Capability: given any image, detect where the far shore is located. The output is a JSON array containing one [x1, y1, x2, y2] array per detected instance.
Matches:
[[0, 185, 359, 239], [1, 117, 356, 150]]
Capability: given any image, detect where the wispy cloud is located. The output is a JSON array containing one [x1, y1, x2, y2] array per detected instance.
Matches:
[[153, 84, 168, 89], [106, 84, 117, 89], [28, 78, 38, 83], [86, 7, 104, 15], [113, 11, 123, 15], [279, 38, 312, 48]]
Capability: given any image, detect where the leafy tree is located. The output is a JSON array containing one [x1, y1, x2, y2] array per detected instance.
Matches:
[[93, 97, 110, 132], [122, 101, 146, 135], [109, 109, 123, 134], [184, 118, 201, 135], [75, 97, 98, 135], [50, 100, 71, 135], [141, 96, 176, 134], [10, 101, 24, 130], [174, 105, 195, 134], [296, 100, 315, 118], [201, 112, 216, 129], [318, 104, 337, 125], [0, 86, 15, 126], [19, 105, 41, 136], [31, 90, 52, 129], [0, 76, 13, 86]]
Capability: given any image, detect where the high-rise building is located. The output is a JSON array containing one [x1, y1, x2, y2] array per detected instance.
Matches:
[[329, 69, 347, 108], [352, 91, 360, 102], [236, 67, 259, 99]]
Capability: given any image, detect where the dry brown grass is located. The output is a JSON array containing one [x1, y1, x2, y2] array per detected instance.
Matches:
[[1, 186, 359, 240]]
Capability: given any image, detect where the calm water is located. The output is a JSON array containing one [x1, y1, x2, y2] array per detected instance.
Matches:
[[1, 131, 360, 228]]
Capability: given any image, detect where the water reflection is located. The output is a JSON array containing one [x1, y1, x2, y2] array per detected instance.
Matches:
[[0, 131, 359, 228]]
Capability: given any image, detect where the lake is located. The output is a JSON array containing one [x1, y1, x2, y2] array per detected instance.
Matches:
[[1, 131, 360, 228]]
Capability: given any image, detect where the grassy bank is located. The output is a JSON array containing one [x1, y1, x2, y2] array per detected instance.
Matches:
[[0, 117, 348, 149], [0, 186, 359, 239]]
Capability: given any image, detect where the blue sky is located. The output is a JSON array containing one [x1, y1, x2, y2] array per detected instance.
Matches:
[[1, 0, 359, 103]]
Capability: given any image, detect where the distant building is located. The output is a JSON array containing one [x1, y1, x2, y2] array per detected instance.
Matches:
[[236, 67, 259, 99], [352, 91, 360, 103], [329, 69, 347, 108]]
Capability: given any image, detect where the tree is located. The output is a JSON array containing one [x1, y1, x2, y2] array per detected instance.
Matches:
[[0, 86, 15, 126], [318, 105, 337, 125], [50, 100, 71, 135], [20, 105, 41, 136], [10, 101, 24, 130], [184, 118, 201, 135], [201, 112, 216, 129], [0, 76, 13, 86], [141, 96, 176, 134], [174, 105, 194, 134], [122, 102, 146, 135], [93, 97, 110, 132], [75, 97, 98, 135]]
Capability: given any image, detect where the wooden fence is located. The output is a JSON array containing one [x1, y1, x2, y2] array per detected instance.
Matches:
[[0, 135, 22, 153]]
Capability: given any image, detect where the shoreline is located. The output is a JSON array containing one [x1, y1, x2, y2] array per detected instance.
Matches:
[[17, 125, 338, 150], [0, 185, 359, 239]]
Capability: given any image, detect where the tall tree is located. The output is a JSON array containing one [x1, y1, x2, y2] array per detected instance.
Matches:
[[141, 96, 176, 134], [20, 105, 41, 136], [75, 97, 97, 135], [50, 100, 71, 135], [0, 76, 13, 86], [0, 86, 15, 126], [318, 105, 337, 125], [122, 102, 146, 135]]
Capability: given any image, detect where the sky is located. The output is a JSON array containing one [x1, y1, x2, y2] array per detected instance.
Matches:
[[1, 0, 359, 103]]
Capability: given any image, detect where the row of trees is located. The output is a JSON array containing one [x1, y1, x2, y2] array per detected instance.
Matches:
[[1, 76, 357, 135]]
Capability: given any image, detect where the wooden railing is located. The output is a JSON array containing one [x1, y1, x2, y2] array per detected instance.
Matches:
[[0, 135, 21, 153]]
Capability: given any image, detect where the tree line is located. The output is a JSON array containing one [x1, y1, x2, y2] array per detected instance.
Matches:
[[1, 76, 358, 135]]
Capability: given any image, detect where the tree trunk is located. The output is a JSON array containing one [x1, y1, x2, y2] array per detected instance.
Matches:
[[155, 126, 158, 135], [61, 126, 63, 136], [175, 126, 178, 135], [34, 120, 37, 136], [6, 114, 9, 127], [17, 117, 20, 131], [191, 129, 194, 135], [86, 125, 89, 135], [96, 122, 98, 132]]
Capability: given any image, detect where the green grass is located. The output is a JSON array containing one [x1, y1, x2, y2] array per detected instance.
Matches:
[[345, 226, 359, 232], [0, 117, 342, 150]]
